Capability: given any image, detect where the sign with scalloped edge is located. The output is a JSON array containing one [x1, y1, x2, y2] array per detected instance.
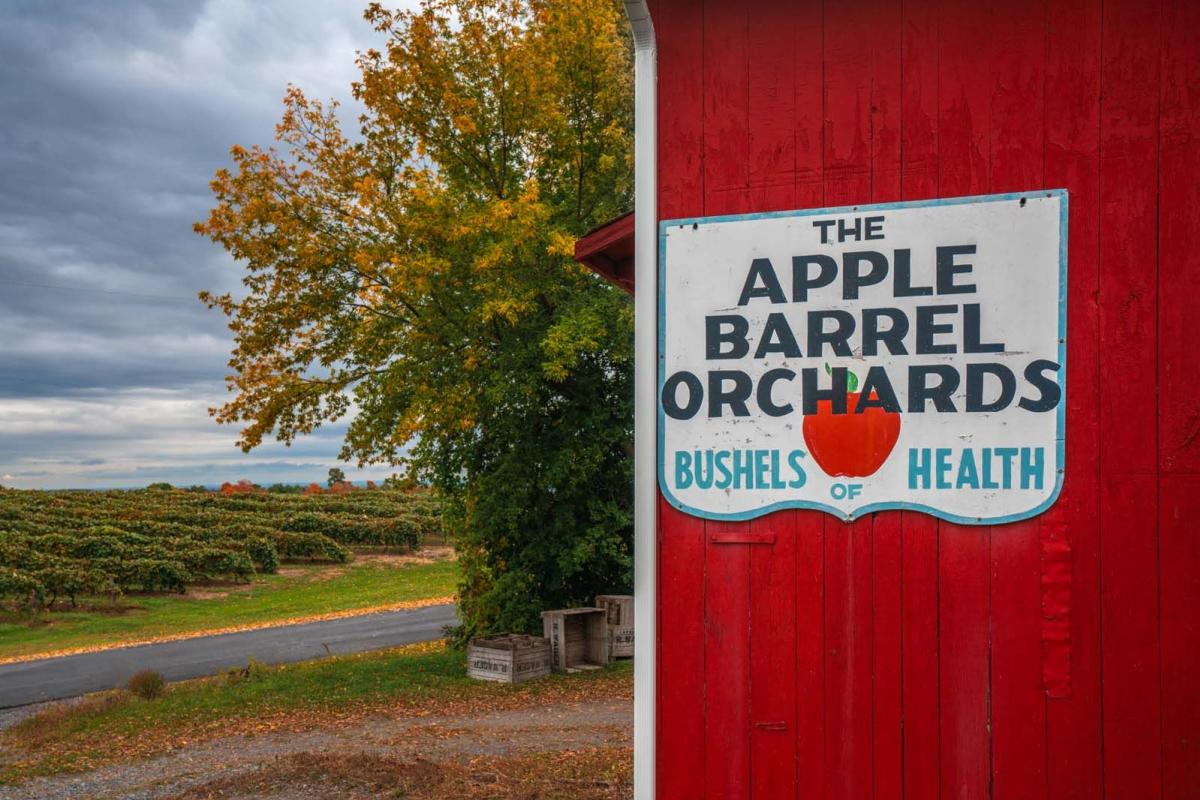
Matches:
[[658, 191, 1066, 524]]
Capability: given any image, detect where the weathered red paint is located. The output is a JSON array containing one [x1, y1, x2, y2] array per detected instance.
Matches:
[[580, 0, 1199, 795]]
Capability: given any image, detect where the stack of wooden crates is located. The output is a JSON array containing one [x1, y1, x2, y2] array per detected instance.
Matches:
[[596, 594, 634, 659]]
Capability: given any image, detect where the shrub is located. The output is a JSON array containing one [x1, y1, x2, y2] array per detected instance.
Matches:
[[178, 548, 256, 582], [0, 567, 45, 608], [20, 533, 75, 558], [271, 531, 350, 563], [84, 524, 145, 540], [225, 657, 269, 685], [33, 565, 119, 607], [49, 532, 125, 560], [281, 512, 325, 533], [127, 670, 165, 700], [243, 536, 279, 574], [100, 558, 190, 593], [212, 549, 255, 581], [0, 540, 46, 572], [370, 518, 421, 549], [216, 521, 277, 538]]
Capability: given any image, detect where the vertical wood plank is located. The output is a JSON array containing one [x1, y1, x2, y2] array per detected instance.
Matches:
[[794, 0, 824, 209], [1042, 0, 1105, 795], [704, 521, 751, 800], [902, 514, 941, 799], [867, 4, 904, 795], [795, 512, 826, 800], [898, 1, 943, 795], [702, 0, 749, 212], [936, 0, 991, 193], [793, 6, 826, 798], [823, 0, 874, 208], [1159, 478, 1200, 799], [869, 0, 903, 204], [900, 0, 940, 203], [658, 503, 707, 800], [744, 4, 801, 794], [986, 2, 1050, 798], [936, 531, 991, 800], [820, 4, 875, 795], [747, 0, 797, 213], [1157, 2, 1200, 796], [654, 3, 707, 797], [1099, 478, 1162, 799], [872, 513, 903, 800], [1158, 0, 1200, 477], [823, 516, 874, 800], [935, 0, 994, 796], [653, 0, 704, 223], [699, 5, 752, 795], [1097, 6, 1161, 481], [1098, 0, 1165, 797], [750, 511, 798, 797]]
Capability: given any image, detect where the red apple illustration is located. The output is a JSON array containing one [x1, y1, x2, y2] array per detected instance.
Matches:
[[802, 367, 901, 478]]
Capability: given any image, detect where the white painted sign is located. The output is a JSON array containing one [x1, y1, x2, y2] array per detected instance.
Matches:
[[658, 191, 1067, 524]]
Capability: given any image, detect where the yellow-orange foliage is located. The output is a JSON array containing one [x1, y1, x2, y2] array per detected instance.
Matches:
[[196, 0, 635, 638]]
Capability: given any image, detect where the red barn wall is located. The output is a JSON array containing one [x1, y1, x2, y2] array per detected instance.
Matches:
[[649, 0, 1200, 797]]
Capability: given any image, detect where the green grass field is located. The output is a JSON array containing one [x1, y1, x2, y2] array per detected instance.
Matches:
[[0, 556, 458, 661], [0, 642, 633, 784]]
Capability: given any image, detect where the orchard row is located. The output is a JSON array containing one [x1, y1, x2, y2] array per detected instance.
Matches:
[[0, 487, 444, 609]]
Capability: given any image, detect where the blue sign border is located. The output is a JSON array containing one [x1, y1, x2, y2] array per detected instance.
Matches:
[[657, 190, 1068, 525]]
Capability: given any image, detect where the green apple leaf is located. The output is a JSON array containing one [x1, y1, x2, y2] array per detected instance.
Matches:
[[825, 362, 860, 393]]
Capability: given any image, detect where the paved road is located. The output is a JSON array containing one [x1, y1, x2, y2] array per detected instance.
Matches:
[[0, 603, 456, 708]]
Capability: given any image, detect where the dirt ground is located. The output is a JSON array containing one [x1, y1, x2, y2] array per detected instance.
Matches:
[[0, 696, 632, 800]]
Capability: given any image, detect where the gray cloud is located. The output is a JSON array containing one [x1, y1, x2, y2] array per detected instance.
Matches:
[[0, 0, 406, 488]]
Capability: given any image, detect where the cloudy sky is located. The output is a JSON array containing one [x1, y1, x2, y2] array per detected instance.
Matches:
[[0, 0, 412, 488]]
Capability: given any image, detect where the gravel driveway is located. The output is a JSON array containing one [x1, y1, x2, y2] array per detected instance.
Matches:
[[0, 698, 632, 800]]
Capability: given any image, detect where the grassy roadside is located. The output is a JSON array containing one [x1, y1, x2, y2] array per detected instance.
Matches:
[[0, 556, 458, 662], [0, 642, 634, 785]]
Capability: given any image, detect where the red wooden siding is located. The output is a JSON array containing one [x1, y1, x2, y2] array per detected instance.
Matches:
[[1159, 2, 1200, 798], [646, 0, 1200, 797]]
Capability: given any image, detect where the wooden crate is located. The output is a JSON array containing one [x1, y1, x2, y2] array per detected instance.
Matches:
[[595, 594, 634, 626], [595, 595, 635, 658], [466, 634, 552, 684], [610, 625, 635, 659], [540, 608, 610, 672]]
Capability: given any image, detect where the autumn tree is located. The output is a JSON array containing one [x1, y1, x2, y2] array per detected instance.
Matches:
[[196, 0, 634, 639], [327, 467, 347, 488]]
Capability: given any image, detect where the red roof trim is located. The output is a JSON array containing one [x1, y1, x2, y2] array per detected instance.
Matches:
[[573, 211, 635, 293]]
